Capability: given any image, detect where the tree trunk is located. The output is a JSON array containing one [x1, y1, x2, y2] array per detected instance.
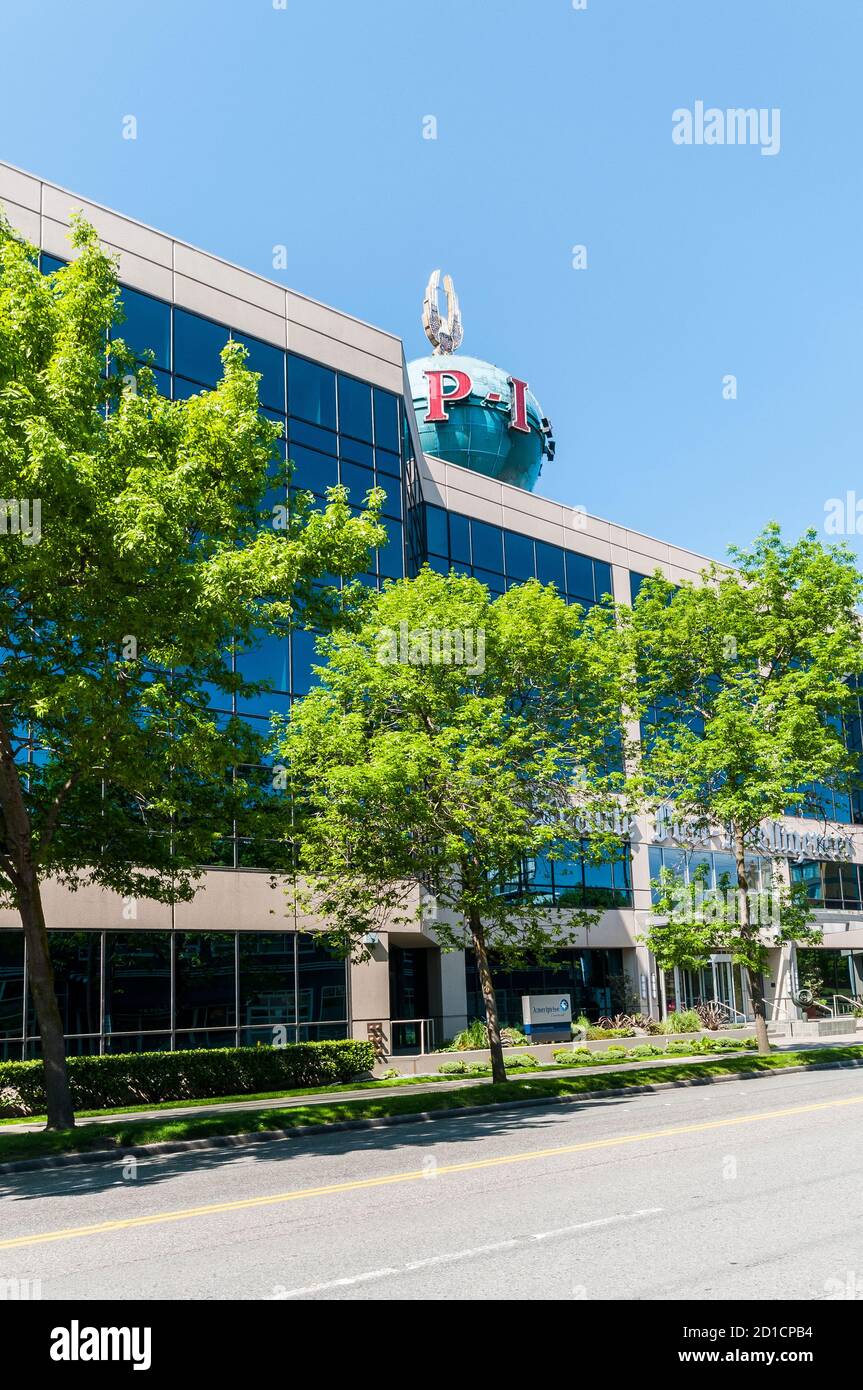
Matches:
[[733, 827, 770, 1055], [19, 870, 75, 1129], [468, 908, 507, 1084]]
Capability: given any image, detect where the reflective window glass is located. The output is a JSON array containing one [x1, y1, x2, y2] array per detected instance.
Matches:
[[115, 287, 170, 368], [288, 356, 336, 429], [173, 309, 230, 386], [291, 628, 321, 696], [297, 934, 347, 1022], [425, 504, 448, 557], [289, 445, 339, 496], [338, 374, 373, 441], [105, 932, 171, 1033], [231, 333, 285, 412], [449, 512, 471, 565], [566, 551, 594, 600], [471, 520, 503, 573], [175, 933, 236, 1029], [594, 561, 613, 602], [339, 461, 375, 503], [504, 531, 535, 581], [535, 541, 565, 590], [239, 933, 296, 1028], [0, 932, 24, 1038], [287, 418, 337, 455], [374, 389, 400, 452], [27, 932, 101, 1037], [375, 448, 402, 478]]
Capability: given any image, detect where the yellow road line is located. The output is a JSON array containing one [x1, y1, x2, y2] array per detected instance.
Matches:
[[4, 1090, 863, 1252]]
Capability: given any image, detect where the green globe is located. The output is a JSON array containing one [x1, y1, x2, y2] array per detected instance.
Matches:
[[408, 354, 554, 492]]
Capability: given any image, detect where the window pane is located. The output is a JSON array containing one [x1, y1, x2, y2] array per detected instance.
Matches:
[[378, 524, 404, 579], [338, 374, 373, 441], [0, 932, 24, 1038], [339, 436, 374, 467], [175, 933, 236, 1029], [173, 309, 229, 386], [291, 628, 321, 696], [239, 933, 296, 1028], [374, 388, 400, 452], [289, 356, 336, 429], [594, 561, 613, 602], [471, 520, 503, 573], [375, 448, 402, 478], [339, 461, 374, 503], [115, 287, 171, 369], [566, 551, 594, 600], [297, 934, 347, 1022], [231, 333, 285, 412], [504, 531, 535, 582], [379, 479, 402, 520], [449, 512, 471, 565], [535, 541, 565, 590], [425, 504, 448, 557], [289, 445, 339, 496], [27, 932, 101, 1037], [105, 932, 171, 1033]]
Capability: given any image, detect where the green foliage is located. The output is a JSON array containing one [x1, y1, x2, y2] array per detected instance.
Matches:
[[279, 567, 631, 968], [437, 1059, 471, 1075], [658, 1009, 703, 1035], [0, 213, 385, 903], [624, 527, 863, 982], [585, 1025, 636, 1039], [0, 1041, 375, 1118], [451, 1018, 490, 1051], [503, 1052, 541, 1069]]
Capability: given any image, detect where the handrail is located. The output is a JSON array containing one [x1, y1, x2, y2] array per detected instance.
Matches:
[[368, 1017, 437, 1055], [832, 994, 863, 1017]]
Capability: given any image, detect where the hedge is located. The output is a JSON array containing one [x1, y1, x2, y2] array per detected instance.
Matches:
[[0, 1040, 375, 1119]]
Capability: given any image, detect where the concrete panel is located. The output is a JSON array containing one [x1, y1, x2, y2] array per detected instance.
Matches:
[[0, 162, 41, 212], [286, 320, 402, 390], [173, 870, 283, 931], [42, 187, 173, 268], [174, 243, 286, 316], [288, 290, 402, 365], [41, 216, 77, 261], [38, 880, 171, 931], [1, 199, 39, 243], [444, 488, 504, 526], [108, 244, 173, 300], [173, 273, 287, 348]]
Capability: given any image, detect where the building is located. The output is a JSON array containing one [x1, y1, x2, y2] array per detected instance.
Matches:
[[0, 159, 861, 1061]]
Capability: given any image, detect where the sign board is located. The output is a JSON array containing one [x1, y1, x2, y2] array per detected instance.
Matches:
[[521, 993, 572, 1041]]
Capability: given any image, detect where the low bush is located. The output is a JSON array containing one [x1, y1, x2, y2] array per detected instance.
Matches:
[[586, 1026, 636, 1039], [504, 1053, 541, 1070], [500, 1027, 530, 1047], [438, 1059, 471, 1075], [658, 1010, 703, 1035], [0, 1040, 375, 1119], [450, 1019, 489, 1051]]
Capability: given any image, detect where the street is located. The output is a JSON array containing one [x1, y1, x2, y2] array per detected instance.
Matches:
[[2, 1067, 862, 1301]]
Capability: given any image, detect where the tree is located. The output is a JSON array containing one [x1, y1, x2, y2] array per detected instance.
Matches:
[[623, 525, 863, 1053], [0, 212, 385, 1128], [279, 567, 629, 1083]]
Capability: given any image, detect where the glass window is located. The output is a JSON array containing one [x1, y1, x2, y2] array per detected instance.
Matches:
[[471, 520, 503, 573], [448, 512, 471, 565], [175, 933, 236, 1029], [239, 932, 296, 1029], [40, 253, 66, 274], [535, 541, 565, 590], [594, 561, 613, 603], [566, 550, 595, 600], [504, 531, 535, 582], [374, 389, 400, 452], [339, 436, 374, 467], [287, 418, 337, 456], [173, 309, 230, 386], [473, 567, 505, 595], [378, 524, 404, 579], [425, 504, 448, 558], [231, 333, 285, 412], [105, 932, 171, 1034], [375, 448, 402, 478], [379, 479, 402, 521], [338, 374, 373, 441], [115, 287, 170, 369], [297, 934, 347, 1022], [0, 932, 24, 1039], [629, 571, 649, 604], [172, 377, 201, 401], [339, 461, 375, 503], [288, 356, 336, 429], [289, 445, 339, 497], [26, 932, 101, 1037], [291, 628, 321, 697]]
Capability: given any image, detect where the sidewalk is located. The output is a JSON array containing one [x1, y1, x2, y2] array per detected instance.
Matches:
[[5, 1034, 861, 1135]]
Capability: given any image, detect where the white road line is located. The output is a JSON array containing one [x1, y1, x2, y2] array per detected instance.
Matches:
[[267, 1207, 663, 1299]]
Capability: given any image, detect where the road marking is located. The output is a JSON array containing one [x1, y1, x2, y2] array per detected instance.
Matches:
[[4, 1090, 863, 1252], [268, 1208, 663, 1298]]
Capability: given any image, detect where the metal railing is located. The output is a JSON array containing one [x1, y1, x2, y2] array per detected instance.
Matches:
[[832, 994, 863, 1018], [367, 1017, 437, 1057]]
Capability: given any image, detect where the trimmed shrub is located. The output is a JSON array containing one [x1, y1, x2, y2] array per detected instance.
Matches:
[[0, 1040, 375, 1119], [504, 1053, 540, 1070], [500, 1027, 530, 1047], [659, 1010, 703, 1035], [586, 1026, 636, 1040], [438, 1059, 471, 1075]]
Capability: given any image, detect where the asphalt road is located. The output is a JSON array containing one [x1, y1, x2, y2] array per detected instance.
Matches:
[[2, 1066, 863, 1301]]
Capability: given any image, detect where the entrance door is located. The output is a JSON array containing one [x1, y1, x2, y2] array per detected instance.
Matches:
[[388, 947, 430, 1053], [712, 957, 736, 1013]]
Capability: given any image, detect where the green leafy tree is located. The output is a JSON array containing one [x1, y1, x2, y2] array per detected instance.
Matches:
[[624, 526, 863, 1052], [0, 213, 384, 1128], [279, 567, 630, 1083]]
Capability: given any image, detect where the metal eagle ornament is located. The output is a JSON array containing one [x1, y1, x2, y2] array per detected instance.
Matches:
[[422, 269, 463, 355]]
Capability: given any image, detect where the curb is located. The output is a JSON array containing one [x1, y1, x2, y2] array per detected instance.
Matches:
[[2, 1056, 862, 1177]]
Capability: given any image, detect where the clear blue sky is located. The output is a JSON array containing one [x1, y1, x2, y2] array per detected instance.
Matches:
[[1, 0, 860, 563]]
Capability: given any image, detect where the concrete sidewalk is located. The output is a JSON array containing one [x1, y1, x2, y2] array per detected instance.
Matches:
[[4, 1034, 861, 1135]]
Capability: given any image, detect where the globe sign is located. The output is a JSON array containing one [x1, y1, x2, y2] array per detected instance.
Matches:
[[408, 353, 555, 492]]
